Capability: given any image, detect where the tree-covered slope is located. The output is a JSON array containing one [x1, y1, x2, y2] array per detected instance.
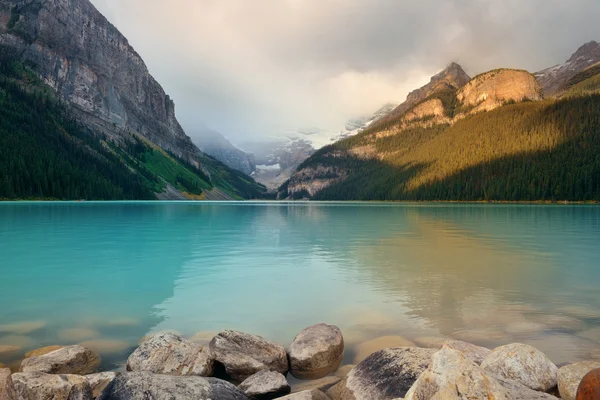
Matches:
[[281, 92, 600, 202], [0, 54, 268, 200]]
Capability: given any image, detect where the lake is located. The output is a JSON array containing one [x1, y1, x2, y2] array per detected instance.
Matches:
[[1, 202, 599, 372]]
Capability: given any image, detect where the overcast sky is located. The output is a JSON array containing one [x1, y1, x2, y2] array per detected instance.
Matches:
[[90, 0, 600, 145]]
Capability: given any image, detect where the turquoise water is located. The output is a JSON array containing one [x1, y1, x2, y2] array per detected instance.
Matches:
[[1, 202, 600, 370]]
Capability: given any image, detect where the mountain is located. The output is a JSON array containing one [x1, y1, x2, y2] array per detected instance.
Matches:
[[0, 0, 267, 200], [279, 58, 600, 202], [535, 40, 600, 96], [193, 126, 255, 175]]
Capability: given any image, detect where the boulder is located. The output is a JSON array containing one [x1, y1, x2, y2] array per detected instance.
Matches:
[[292, 376, 341, 393], [0, 368, 16, 400], [558, 361, 600, 400], [404, 348, 510, 400], [238, 370, 290, 399], [24, 345, 64, 359], [278, 389, 330, 400], [20, 345, 101, 375], [289, 324, 344, 380], [126, 332, 214, 376], [495, 376, 560, 399], [96, 372, 247, 400], [576, 368, 600, 400], [352, 336, 415, 364], [481, 343, 558, 392], [12, 372, 93, 400], [442, 340, 491, 365], [85, 372, 118, 399], [209, 330, 288, 382], [334, 347, 435, 400]]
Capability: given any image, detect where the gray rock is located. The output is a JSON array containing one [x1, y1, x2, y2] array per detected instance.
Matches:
[[85, 372, 118, 399], [209, 330, 288, 382], [441, 340, 491, 365], [97, 372, 247, 400], [238, 370, 290, 399], [278, 389, 330, 400], [334, 347, 435, 400], [557, 361, 600, 400], [495, 376, 560, 399], [289, 323, 344, 380], [404, 348, 510, 400], [20, 345, 101, 375], [0, 368, 16, 400], [12, 372, 93, 400], [481, 343, 558, 392], [126, 332, 215, 376]]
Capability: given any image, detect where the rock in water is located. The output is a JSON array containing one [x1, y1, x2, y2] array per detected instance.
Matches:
[[97, 372, 247, 400], [335, 347, 435, 400], [24, 346, 64, 359], [576, 368, 600, 400], [126, 332, 214, 376], [352, 336, 415, 364], [0, 368, 16, 400], [277, 389, 330, 400], [558, 362, 600, 400], [289, 323, 344, 380], [85, 372, 118, 399], [481, 343, 558, 392], [12, 372, 93, 400], [238, 370, 290, 399], [405, 348, 510, 400], [20, 345, 101, 375], [441, 340, 491, 365], [209, 330, 288, 382]]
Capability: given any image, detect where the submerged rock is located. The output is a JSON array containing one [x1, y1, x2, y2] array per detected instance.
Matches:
[[405, 348, 509, 400], [24, 346, 64, 359], [209, 330, 288, 382], [0, 368, 16, 400], [289, 323, 344, 380], [334, 347, 435, 400], [238, 370, 290, 399], [352, 336, 416, 364], [481, 343, 558, 392], [97, 372, 247, 400], [20, 345, 101, 375], [576, 368, 600, 400], [442, 340, 491, 365], [558, 361, 600, 400], [126, 332, 215, 376], [85, 372, 118, 399], [12, 372, 92, 400], [278, 389, 330, 400]]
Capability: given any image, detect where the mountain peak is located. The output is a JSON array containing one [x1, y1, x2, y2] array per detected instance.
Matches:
[[568, 40, 600, 63]]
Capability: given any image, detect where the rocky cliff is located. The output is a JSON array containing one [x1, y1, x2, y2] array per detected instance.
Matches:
[[457, 69, 542, 113], [0, 0, 197, 160], [193, 126, 255, 175], [535, 41, 600, 97]]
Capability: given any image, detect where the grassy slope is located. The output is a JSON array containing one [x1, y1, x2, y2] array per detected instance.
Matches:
[[290, 89, 600, 202]]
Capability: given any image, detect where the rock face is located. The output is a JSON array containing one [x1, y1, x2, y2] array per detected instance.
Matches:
[[335, 347, 435, 400], [20, 345, 101, 375], [481, 343, 558, 392], [576, 368, 600, 400], [97, 372, 247, 400], [12, 372, 93, 400], [289, 323, 344, 380], [536, 41, 600, 96], [494, 375, 560, 400], [457, 69, 542, 113], [24, 345, 64, 359], [405, 348, 510, 400], [0, 0, 198, 160], [85, 372, 118, 399], [0, 368, 16, 400], [126, 332, 215, 377], [209, 330, 288, 382], [558, 362, 600, 400], [194, 125, 255, 175], [441, 340, 491, 365], [238, 370, 290, 400]]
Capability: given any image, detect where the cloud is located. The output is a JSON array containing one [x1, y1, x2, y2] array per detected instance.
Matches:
[[90, 0, 600, 144]]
